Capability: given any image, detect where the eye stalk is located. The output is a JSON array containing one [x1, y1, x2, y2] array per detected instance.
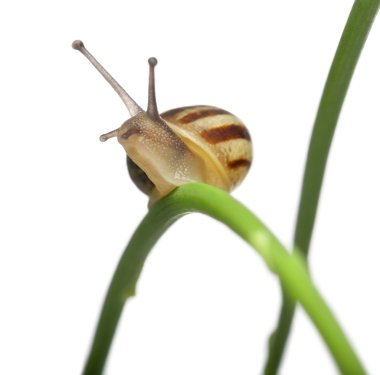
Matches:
[[72, 41, 164, 143], [147, 57, 159, 119], [72, 40, 142, 117]]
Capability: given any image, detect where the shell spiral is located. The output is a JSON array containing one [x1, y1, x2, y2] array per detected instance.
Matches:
[[161, 105, 253, 191]]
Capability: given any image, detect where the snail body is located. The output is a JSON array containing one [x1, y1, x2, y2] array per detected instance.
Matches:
[[72, 41, 252, 204]]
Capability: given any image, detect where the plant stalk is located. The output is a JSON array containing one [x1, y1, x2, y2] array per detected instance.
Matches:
[[264, 1, 379, 373], [82, 184, 365, 375]]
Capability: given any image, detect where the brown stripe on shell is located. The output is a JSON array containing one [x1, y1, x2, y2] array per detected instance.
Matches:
[[120, 127, 140, 140], [178, 108, 231, 124], [161, 106, 199, 119], [228, 159, 252, 169], [201, 124, 251, 144]]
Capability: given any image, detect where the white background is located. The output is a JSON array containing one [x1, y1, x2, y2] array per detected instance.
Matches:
[[0, 1, 379, 374]]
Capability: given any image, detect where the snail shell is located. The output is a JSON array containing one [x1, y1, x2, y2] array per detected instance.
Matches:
[[161, 105, 252, 191]]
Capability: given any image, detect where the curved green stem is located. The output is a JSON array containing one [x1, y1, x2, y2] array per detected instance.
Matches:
[[82, 183, 365, 375], [264, 1, 379, 373]]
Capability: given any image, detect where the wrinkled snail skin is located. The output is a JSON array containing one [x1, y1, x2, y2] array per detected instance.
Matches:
[[72, 40, 253, 204]]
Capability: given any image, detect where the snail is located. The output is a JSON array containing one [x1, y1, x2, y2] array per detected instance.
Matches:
[[72, 40, 252, 204]]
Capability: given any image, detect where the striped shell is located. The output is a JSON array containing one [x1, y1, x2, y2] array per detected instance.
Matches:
[[161, 105, 252, 191]]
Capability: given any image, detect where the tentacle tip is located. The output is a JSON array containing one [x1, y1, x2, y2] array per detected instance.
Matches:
[[148, 57, 158, 67], [99, 134, 108, 142], [72, 40, 84, 50]]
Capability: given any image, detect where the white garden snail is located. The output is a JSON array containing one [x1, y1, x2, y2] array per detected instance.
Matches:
[[72, 40, 252, 204]]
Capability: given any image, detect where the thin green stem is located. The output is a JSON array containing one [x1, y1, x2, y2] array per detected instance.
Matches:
[[82, 183, 365, 375], [264, 1, 379, 373]]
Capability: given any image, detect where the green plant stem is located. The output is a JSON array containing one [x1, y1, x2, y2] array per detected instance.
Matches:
[[82, 183, 365, 375], [264, 1, 379, 373]]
